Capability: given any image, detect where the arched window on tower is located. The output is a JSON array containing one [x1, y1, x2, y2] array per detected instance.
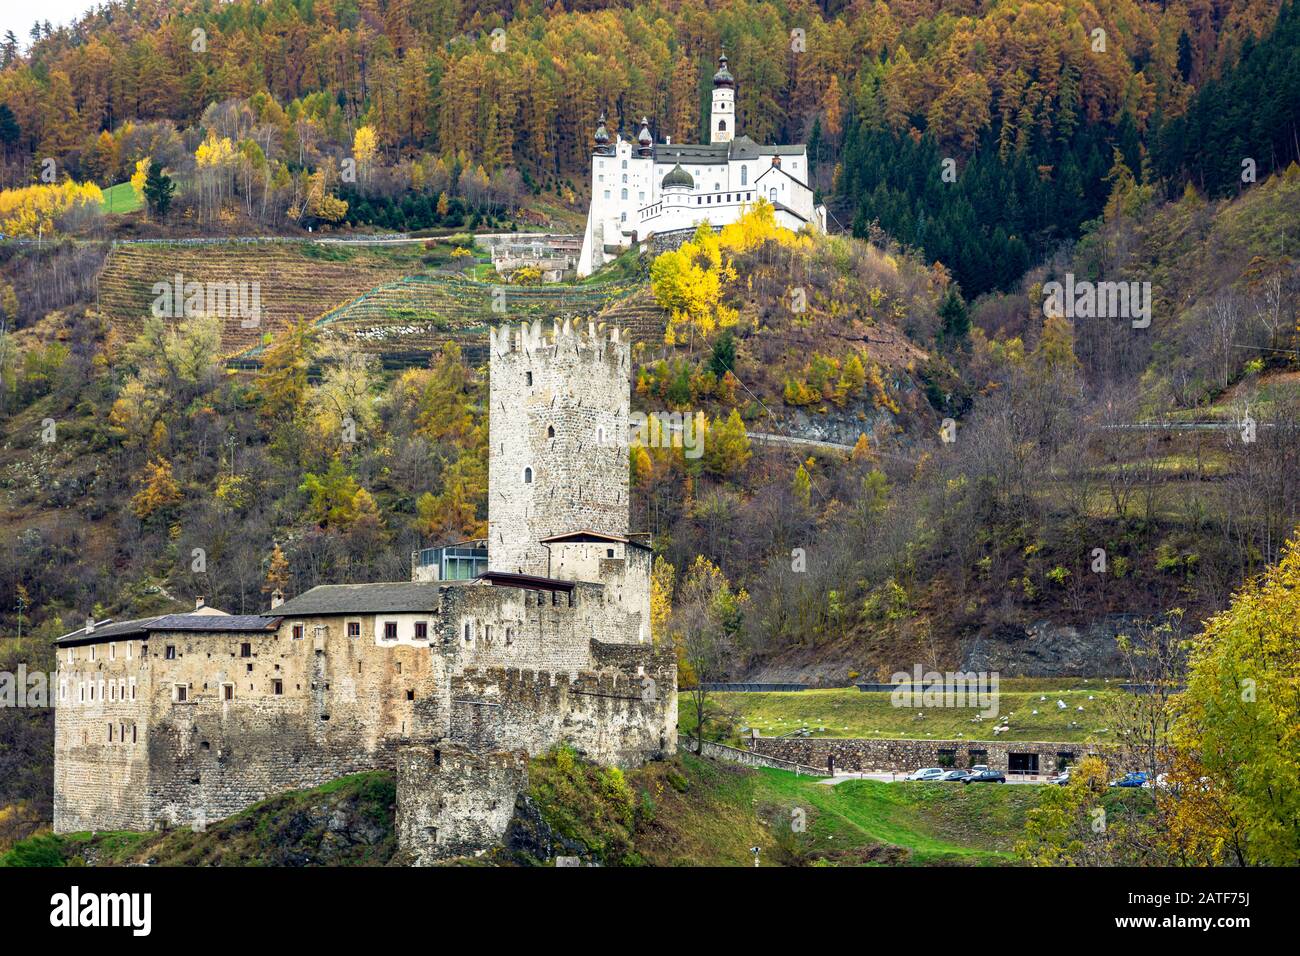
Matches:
[[770, 187, 777, 202], [523, 467, 533, 484], [547, 425, 555, 439], [718, 119, 727, 132]]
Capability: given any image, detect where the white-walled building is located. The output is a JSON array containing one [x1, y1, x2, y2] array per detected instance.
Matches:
[[577, 52, 827, 276]]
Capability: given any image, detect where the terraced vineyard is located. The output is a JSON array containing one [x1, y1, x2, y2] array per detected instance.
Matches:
[[594, 287, 669, 347], [97, 242, 425, 356], [314, 273, 650, 365], [97, 241, 660, 366]]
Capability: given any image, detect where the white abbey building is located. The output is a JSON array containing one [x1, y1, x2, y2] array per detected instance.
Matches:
[[577, 53, 827, 276]]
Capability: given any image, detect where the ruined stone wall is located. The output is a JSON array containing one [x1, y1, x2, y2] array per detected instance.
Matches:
[[396, 744, 528, 865], [748, 736, 1110, 775], [487, 321, 630, 575]]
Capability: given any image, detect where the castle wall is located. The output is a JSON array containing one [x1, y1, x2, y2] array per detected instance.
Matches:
[[546, 541, 649, 644], [396, 744, 529, 865], [53, 641, 151, 833], [54, 618, 449, 833], [448, 640, 677, 767], [487, 321, 630, 575]]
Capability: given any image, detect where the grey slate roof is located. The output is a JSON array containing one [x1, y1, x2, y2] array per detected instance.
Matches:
[[270, 582, 448, 616], [54, 613, 280, 646], [149, 614, 279, 633], [653, 137, 806, 166]]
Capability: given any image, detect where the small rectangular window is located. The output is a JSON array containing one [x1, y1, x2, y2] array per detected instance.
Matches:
[[107, 723, 113, 742], [175, 685, 187, 702], [414, 621, 428, 640], [223, 684, 234, 701], [272, 680, 283, 696], [347, 622, 360, 638], [240, 642, 251, 658], [384, 621, 398, 640], [292, 624, 304, 640], [165, 645, 176, 660]]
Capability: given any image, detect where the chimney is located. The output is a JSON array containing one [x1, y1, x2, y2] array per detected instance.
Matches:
[[195, 596, 205, 610], [85, 616, 95, 634], [270, 588, 284, 610]]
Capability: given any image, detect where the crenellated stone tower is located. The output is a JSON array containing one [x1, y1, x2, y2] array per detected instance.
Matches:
[[487, 319, 631, 576]]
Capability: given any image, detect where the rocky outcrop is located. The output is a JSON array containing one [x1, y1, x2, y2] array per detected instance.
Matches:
[[960, 615, 1141, 676]]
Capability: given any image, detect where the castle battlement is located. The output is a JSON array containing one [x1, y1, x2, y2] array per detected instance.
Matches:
[[491, 318, 624, 358]]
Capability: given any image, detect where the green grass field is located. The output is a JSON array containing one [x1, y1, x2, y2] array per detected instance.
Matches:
[[687, 683, 1121, 743], [100, 182, 143, 214], [751, 766, 1039, 864]]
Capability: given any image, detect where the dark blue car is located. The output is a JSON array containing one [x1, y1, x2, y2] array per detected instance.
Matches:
[[1110, 772, 1149, 788]]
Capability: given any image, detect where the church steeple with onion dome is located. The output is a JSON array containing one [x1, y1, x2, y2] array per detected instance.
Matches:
[[710, 51, 735, 144]]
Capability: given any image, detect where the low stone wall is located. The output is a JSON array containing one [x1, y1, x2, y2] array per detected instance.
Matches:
[[679, 738, 823, 775], [749, 736, 1109, 775]]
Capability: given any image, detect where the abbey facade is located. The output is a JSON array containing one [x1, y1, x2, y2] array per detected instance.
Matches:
[[577, 52, 827, 276]]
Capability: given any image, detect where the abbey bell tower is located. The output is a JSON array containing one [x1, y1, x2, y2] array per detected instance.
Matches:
[[710, 52, 735, 144]]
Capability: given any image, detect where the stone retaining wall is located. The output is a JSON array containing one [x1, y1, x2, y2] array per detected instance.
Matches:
[[749, 736, 1109, 775]]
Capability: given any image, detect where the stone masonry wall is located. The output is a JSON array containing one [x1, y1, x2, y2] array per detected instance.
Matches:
[[448, 640, 677, 767], [487, 321, 630, 576], [53, 642, 151, 833], [396, 744, 529, 864], [54, 617, 447, 833], [749, 736, 1110, 775]]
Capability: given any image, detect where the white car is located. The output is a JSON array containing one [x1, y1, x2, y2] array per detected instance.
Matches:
[[906, 767, 947, 781]]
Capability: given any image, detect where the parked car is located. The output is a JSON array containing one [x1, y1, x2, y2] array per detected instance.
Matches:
[[963, 769, 1007, 784], [906, 767, 947, 781], [1110, 772, 1150, 788], [938, 769, 970, 781], [1051, 768, 1072, 786]]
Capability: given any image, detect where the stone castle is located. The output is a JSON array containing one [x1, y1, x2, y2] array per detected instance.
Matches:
[[52, 320, 677, 862], [577, 51, 826, 276]]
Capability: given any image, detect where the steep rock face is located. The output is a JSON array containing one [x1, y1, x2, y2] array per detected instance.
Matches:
[[960, 615, 1138, 676], [499, 793, 593, 865]]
